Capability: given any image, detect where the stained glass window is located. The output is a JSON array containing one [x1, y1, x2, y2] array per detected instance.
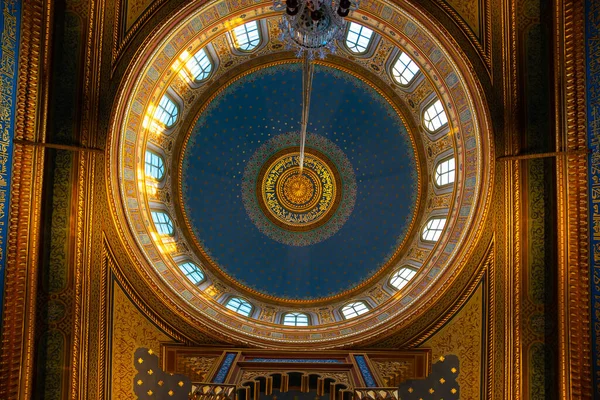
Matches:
[[341, 301, 369, 319], [435, 157, 456, 187], [186, 48, 213, 81], [283, 312, 309, 326], [345, 22, 374, 54], [423, 99, 448, 132], [178, 262, 205, 284], [389, 267, 417, 290], [232, 21, 261, 51], [154, 95, 178, 127], [226, 297, 253, 316], [145, 150, 165, 180], [151, 211, 174, 236], [391, 52, 420, 85], [421, 217, 447, 242]]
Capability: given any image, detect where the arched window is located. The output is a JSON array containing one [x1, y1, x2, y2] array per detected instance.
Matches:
[[391, 52, 420, 85], [389, 267, 417, 290], [341, 301, 369, 319], [145, 150, 165, 180], [151, 210, 174, 236], [185, 48, 213, 82], [434, 157, 456, 187], [226, 297, 253, 316], [154, 94, 179, 127], [232, 21, 261, 51], [178, 262, 205, 284], [345, 22, 374, 54], [423, 99, 448, 132], [421, 217, 447, 242], [283, 312, 309, 326]]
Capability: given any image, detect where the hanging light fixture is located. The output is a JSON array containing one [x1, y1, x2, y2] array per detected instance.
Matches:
[[274, 0, 359, 59]]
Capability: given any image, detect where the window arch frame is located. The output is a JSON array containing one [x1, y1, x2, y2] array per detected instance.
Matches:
[[422, 98, 449, 133], [153, 93, 179, 129], [185, 46, 214, 83], [150, 210, 175, 236], [144, 149, 166, 181], [433, 156, 456, 188], [282, 312, 310, 327], [421, 216, 447, 243], [231, 20, 263, 52], [177, 261, 205, 285], [344, 22, 376, 55], [389, 266, 418, 290], [390, 51, 421, 87], [340, 301, 370, 320], [225, 296, 254, 317]]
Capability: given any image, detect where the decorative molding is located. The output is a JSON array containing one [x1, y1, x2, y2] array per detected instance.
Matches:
[[561, 0, 592, 397]]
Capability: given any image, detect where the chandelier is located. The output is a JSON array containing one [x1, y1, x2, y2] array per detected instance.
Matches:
[[274, 0, 358, 59]]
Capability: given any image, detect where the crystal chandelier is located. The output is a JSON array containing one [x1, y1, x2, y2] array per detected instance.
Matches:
[[274, 0, 358, 59]]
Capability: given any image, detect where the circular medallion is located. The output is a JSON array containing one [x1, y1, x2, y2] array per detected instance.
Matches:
[[257, 148, 340, 230], [242, 132, 356, 246]]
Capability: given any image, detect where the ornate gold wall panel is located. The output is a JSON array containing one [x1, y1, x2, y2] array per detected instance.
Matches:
[[110, 282, 172, 398], [422, 281, 484, 399]]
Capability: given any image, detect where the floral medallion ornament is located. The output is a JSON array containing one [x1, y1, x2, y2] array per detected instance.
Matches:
[[242, 132, 356, 246]]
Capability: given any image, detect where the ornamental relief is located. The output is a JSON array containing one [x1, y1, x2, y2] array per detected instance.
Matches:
[[367, 286, 391, 304], [177, 356, 218, 381], [240, 371, 272, 382], [373, 360, 410, 386], [258, 307, 276, 323]]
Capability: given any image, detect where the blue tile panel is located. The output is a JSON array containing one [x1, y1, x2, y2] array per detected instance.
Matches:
[[354, 355, 377, 387], [213, 352, 237, 383], [245, 358, 343, 363], [0, 0, 21, 319], [587, 0, 600, 396]]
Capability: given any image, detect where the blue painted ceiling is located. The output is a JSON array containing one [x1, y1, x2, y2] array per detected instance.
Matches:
[[182, 64, 417, 299]]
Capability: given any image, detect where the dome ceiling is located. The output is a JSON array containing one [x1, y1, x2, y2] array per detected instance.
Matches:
[[107, 0, 493, 348], [181, 64, 417, 299]]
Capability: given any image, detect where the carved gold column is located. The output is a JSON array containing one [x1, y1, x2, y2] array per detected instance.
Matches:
[[0, 0, 52, 398], [500, 0, 521, 396], [553, 0, 592, 397]]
